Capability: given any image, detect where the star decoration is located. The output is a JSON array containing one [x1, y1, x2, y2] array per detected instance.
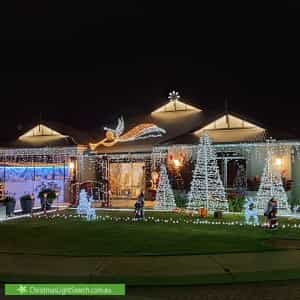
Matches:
[[168, 90, 180, 102]]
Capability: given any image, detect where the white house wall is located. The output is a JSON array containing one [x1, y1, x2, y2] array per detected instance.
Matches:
[[78, 156, 97, 183], [292, 148, 300, 203]]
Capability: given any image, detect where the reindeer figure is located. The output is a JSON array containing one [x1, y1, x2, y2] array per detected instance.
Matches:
[[244, 197, 259, 225]]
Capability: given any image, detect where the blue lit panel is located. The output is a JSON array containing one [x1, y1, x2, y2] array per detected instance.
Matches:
[[0, 166, 68, 208]]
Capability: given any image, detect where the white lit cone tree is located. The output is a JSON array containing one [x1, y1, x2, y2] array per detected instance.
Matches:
[[155, 164, 176, 210], [187, 134, 228, 211], [256, 150, 289, 214]]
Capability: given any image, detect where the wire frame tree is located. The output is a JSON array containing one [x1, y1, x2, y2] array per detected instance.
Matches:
[[154, 163, 176, 210], [256, 149, 289, 214], [187, 134, 228, 211]]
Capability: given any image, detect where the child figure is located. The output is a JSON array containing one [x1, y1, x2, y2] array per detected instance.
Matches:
[[264, 198, 273, 227], [134, 200, 141, 219], [268, 198, 278, 229], [134, 192, 145, 220]]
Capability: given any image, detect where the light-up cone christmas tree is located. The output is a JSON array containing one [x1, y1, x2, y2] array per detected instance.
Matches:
[[187, 134, 228, 211], [256, 149, 289, 214], [155, 163, 176, 210]]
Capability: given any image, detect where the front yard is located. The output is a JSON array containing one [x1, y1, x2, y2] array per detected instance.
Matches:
[[0, 210, 300, 285]]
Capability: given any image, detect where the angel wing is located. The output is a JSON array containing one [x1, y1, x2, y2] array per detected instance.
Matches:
[[115, 116, 125, 137], [104, 116, 125, 137]]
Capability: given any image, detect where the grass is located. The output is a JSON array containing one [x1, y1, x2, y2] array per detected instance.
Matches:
[[1, 210, 300, 286], [0, 210, 299, 257], [2, 270, 300, 286]]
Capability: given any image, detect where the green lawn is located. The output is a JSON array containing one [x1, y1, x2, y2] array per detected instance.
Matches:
[[0, 210, 299, 256], [1, 210, 300, 286]]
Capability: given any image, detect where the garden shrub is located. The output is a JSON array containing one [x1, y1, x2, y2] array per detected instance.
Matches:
[[174, 191, 188, 208], [289, 198, 300, 212], [228, 196, 245, 212]]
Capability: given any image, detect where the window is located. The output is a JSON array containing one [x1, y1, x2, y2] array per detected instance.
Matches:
[[217, 153, 247, 191]]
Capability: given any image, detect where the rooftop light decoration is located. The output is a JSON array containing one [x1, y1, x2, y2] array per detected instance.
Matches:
[[90, 118, 166, 150], [120, 123, 166, 141], [152, 90, 201, 113], [168, 90, 181, 102]]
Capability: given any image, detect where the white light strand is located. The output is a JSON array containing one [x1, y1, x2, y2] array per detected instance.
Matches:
[[187, 134, 228, 211], [256, 149, 289, 214], [154, 164, 176, 210], [76, 189, 96, 220], [34, 212, 300, 230]]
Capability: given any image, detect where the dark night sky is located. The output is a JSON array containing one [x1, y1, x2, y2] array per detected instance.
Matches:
[[1, 1, 300, 140]]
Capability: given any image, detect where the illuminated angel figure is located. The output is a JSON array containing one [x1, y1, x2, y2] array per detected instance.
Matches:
[[168, 90, 180, 102], [89, 117, 167, 150]]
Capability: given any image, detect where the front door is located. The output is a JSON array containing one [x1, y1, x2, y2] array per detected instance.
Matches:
[[109, 162, 145, 200]]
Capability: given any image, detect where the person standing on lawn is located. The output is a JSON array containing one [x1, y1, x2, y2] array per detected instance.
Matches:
[[139, 191, 145, 219], [134, 191, 145, 220], [134, 198, 141, 219], [264, 198, 273, 226], [269, 198, 278, 229], [264, 197, 278, 229]]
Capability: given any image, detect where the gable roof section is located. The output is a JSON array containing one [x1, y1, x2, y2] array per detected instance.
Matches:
[[160, 112, 267, 145], [19, 124, 66, 139], [194, 114, 264, 133], [152, 99, 201, 113], [2, 121, 92, 149], [151, 90, 202, 113]]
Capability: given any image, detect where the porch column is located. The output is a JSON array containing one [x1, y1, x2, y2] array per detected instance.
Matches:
[[291, 147, 300, 204]]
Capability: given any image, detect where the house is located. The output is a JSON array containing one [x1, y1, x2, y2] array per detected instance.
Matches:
[[1, 91, 300, 211], [90, 91, 300, 208], [0, 122, 91, 209]]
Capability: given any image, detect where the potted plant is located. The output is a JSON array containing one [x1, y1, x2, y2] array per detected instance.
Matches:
[[20, 194, 34, 214], [38, 188, 57, 211], [4, 196, 16, 217]]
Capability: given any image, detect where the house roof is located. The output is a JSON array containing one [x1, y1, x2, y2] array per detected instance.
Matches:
[[91, 96, 265, 153], [0, 121, 92, 149], [90, 94, 210, 153], [92, 100, 299, 154], [160, 112, 265, 145], [1, 94, 298, 152]]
